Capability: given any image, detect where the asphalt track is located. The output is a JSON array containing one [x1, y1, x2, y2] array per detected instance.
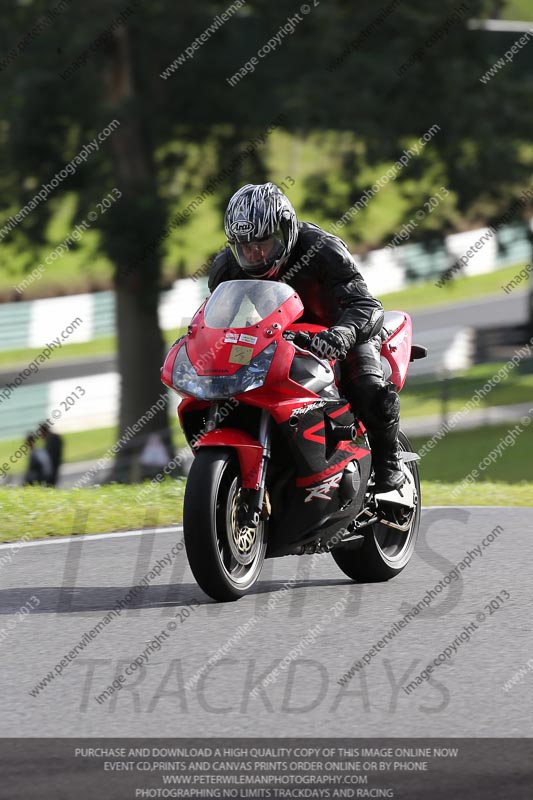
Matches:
[[2, 506, 532, 738], [408, 290, 529, 333]]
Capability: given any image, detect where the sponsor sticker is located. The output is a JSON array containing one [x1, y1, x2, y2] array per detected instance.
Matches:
[[224, 332, 239, 343], [230, 220, 254, 235], [229, 345, 254, 365], [239, 333, 258, 345]]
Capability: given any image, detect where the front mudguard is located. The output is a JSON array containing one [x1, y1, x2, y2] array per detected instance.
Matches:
[[194, 428, 263, 489]]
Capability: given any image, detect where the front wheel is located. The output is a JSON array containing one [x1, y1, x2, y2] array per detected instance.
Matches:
[[183, 448, 267, 602], [331, 430, 421, 582]]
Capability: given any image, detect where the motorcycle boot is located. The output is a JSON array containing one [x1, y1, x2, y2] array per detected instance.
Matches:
[[366, 417, 406, 494]]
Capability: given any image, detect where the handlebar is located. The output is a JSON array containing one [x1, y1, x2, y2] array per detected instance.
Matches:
[[283, 329, 337, 370], [292, 331, 313, 350], [283, 330, 314, 347]]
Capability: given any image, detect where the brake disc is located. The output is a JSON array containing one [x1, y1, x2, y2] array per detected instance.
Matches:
[[228, 489, 260, 565]]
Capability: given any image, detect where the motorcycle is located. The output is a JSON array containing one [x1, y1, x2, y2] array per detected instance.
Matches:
[[161, 279, 427, 602]]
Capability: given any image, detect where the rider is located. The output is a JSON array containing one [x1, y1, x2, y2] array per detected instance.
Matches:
[[208, 182, 405, 493]]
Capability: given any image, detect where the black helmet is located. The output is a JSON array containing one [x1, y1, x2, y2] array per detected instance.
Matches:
[[224, 182, 298, 278]]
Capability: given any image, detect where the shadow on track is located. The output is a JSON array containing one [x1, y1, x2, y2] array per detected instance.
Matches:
[[0, 576, 355, 614]]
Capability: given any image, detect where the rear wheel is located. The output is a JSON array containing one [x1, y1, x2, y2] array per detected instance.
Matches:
[[332, 430, 420, 582], [183, 448, 267, 601]]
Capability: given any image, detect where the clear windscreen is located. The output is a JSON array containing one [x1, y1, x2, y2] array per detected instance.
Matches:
[[203, 280, 294, 328]]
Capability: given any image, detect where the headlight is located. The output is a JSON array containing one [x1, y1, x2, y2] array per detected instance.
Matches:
[[171, 342, 276, 400]]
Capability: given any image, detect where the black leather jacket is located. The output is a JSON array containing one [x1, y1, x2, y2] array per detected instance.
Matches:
[[208, 222, 384, 344]]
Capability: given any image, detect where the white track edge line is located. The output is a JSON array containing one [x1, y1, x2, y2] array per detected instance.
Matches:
[[1, 506, 528, 551], [0, 525, 183, 550]]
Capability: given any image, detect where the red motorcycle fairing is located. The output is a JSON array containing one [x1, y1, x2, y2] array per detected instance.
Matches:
[[191, 428, 263, 489], [381, 311, 413, 391], [173, 395, 262, 489]]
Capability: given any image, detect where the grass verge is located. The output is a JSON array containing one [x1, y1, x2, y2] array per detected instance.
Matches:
[[411, 422, 533, 483], [420, 481, 533, 507], [0, 328, 185, 371], [0, 481, 185, 542], [502, 1, 533, 21], [0, 418, 186, 477], [0, 427, 120, 476], [0, 335, 116, 369], [0, 476, 531, 543], [381, 262, 528, 312], [401, 359, 533, 418]]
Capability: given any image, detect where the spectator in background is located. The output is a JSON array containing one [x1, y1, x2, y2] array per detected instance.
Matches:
[[38, 422, 63, 487], [139, 432, 172, 481], [23, 432, 52, 486]]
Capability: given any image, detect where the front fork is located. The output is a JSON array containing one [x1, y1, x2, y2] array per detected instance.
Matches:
[[204, 402, 224, 433], [203, 403, 271, 529], [241, 409, 271, 529]]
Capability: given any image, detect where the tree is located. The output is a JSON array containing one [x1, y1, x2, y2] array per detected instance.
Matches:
[[100, 21, 170, 477]]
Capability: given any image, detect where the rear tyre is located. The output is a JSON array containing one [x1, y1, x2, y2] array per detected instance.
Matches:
[[331, 430, 420, 582], [183, 448, 267, 602]]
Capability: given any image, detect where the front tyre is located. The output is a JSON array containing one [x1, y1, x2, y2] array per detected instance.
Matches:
[[183, 448, 267, 602], [332, 430, 421, 582]]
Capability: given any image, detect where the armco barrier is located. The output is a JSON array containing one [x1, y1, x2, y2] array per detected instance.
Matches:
[[1, 221, 531, 351], [0, 278, 209, 352]]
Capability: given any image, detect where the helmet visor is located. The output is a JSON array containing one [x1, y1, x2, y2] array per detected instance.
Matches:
[[230, 233, 286, 275]]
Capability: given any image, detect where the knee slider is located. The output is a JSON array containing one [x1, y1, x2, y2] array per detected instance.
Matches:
[[354, 380, 399, 427], [376, 382, 400, 420]]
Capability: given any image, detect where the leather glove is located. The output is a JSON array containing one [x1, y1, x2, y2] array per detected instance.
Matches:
[[309, 326, 356, 361]]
